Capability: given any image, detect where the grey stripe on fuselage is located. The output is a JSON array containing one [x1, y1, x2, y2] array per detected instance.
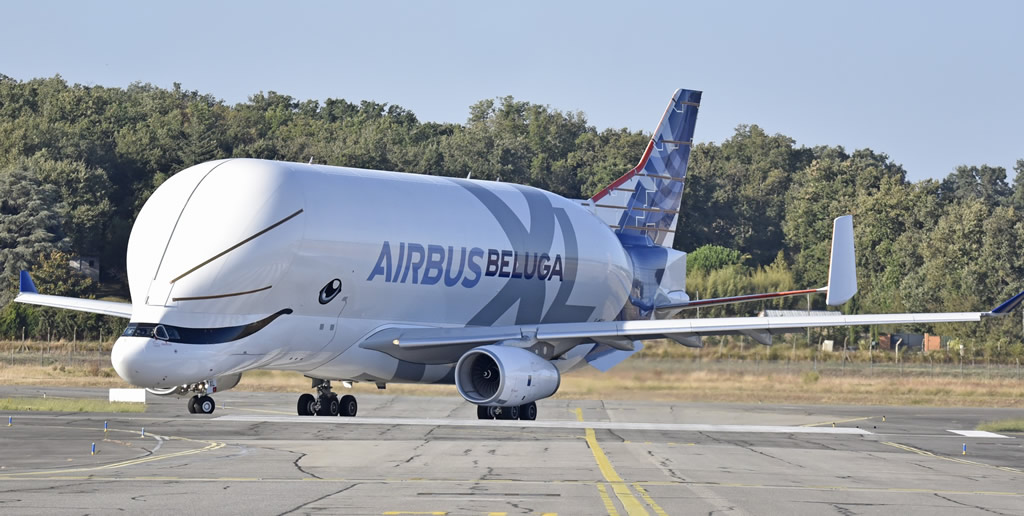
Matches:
[[449, 179, 597, 326]]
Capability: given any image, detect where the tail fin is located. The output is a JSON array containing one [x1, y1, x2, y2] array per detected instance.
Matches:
[[589, 89, 701, 248]]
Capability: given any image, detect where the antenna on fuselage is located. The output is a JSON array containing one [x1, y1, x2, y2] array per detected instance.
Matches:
[[308, 157, 314, 165]]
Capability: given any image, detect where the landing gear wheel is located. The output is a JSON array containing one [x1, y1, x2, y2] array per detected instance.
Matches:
[[339, 395, 357, 417], [187, 395, 199, 414], [317, 395, 339, 416], [497, 405, 519, 420], [297, 393, 315, 416], [520, 402, 537, 421], [477, 405, 492, 419], [196, 395, 216, 414]]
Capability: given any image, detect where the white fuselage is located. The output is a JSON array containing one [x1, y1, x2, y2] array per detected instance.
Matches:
[[111, 159, 633, 388]]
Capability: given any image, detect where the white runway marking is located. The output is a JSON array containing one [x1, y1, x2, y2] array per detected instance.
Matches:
[[948, 430, 1012, 438], [214, 414, 873, 435]]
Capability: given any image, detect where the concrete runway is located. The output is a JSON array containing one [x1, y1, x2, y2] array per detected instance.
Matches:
[[1, 386, 1023, 515]]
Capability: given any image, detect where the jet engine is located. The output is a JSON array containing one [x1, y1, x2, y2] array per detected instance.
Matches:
[[455, 345, 560, 407], [145, 373, 243, 397]]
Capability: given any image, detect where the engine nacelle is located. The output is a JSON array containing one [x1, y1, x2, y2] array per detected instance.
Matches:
[[145, 373, 242, 397], [455, 345, 560, 407]]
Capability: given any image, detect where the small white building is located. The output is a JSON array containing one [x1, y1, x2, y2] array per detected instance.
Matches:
[[69, 256, 100, 282]]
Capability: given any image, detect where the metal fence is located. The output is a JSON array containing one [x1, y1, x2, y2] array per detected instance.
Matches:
[[1, 342, 112, 372]]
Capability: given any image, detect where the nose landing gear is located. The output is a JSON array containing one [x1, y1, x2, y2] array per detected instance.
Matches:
[[163, 379, 218, 414], [187, 395, 216, 414], [297, 379, 357, 417]]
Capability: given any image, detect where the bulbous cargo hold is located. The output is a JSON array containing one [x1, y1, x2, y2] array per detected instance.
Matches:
[[113, 158, 634, 391]]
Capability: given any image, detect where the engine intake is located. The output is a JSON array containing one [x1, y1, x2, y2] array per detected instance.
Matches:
[[455, 345, 560, 407]]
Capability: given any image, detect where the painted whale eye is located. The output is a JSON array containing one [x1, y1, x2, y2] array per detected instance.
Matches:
[[318, 279, 342, 304]]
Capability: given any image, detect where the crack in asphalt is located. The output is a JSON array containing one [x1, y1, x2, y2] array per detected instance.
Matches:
[[292, 451, 322, 479], [276, 483, 357, 516], [934, 493, 1015, 515]]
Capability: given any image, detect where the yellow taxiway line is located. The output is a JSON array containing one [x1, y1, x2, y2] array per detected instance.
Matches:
[[800, 416, 874, 427], [882, 441, 1022, 474], [575, 407, 667, 516], [0, 424, 226, 478]]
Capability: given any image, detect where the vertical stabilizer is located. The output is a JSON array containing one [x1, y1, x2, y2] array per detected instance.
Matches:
[[590, 89, 701, 248]]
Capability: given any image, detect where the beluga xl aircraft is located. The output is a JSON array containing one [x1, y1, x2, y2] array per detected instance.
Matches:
[[15, 89, 1024, 419]]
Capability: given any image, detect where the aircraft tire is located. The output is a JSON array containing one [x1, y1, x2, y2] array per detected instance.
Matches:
[[477, 405, 492, 419], [297, 393, 315, 416], [339, 395, 357, 417], [197, 395, 216, 414], [520, 402, 537, 421], [318, 395, 339, 416], [187, 396, 199, 414]]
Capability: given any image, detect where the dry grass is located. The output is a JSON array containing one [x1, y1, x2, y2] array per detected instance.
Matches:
[[235, 363, 1024, 408], [0, 397, 145, 413], [2, 355, 1023, 408], [0, 363, 130, 388], [556, 367, 1024, 407]]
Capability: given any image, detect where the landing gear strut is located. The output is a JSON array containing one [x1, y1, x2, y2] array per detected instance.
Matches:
[[297, 379, 357, 417], [476, 401, 537, 420]]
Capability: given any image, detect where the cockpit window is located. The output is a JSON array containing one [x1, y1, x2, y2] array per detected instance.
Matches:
[[121, 309, 292, 345]]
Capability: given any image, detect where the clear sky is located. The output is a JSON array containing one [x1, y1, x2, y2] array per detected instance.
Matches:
[[1, 0, 1021, 181]]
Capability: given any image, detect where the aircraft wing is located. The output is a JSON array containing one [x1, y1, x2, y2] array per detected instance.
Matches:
[[12, 271, 132, 319], [361, 289, 1024, 365]]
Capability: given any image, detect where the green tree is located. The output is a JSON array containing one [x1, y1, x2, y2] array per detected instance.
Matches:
[[677, 125, 812, 264], [687, 244, 746, 275], [0, 166, 66, 304], [18, 156, 114, 257], [27, 250, 105, 341], [1010, 159, 1024, 211], [940, 164, 1011, 205]]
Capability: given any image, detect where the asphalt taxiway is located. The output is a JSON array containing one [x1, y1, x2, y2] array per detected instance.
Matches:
[[1, 386, 1022, 515]]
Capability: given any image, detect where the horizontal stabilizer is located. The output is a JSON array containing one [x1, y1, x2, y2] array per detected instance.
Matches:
[[14, 271, 132, 318], [991, 290, 1024, 314], [15, 293, 133, 318]]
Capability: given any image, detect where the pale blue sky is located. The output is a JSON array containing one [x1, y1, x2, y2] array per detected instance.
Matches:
[[2, 1, 1021, 181]]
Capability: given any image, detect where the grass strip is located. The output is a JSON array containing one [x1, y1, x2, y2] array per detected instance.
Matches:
[[0, 397, 145, 413], [976, 419, 1024, 432]]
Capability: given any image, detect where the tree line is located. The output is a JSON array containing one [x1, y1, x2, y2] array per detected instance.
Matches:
[[0, 74, 1022, 354]]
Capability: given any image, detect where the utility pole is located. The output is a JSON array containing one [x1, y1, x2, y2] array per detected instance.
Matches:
[[895, 338, 903, 375], [806, 293, 812, 351]]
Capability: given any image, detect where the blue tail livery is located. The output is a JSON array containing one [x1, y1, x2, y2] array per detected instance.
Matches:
[[590, 88, 701, 248]]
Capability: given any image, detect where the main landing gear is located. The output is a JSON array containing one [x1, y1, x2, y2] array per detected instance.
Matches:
[[297, 379, 357, 417], [477, 401, 537, 421]]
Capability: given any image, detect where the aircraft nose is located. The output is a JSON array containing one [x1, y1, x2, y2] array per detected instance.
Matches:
[[111, 337, 166, 387]]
